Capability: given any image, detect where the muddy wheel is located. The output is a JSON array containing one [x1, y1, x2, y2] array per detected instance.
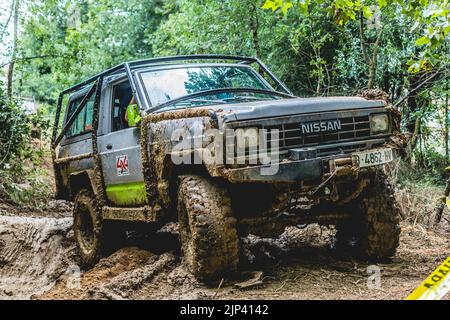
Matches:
[[177, 175, 239, 281], [336, 171, 401, 260], [73, 189, 107, 268]]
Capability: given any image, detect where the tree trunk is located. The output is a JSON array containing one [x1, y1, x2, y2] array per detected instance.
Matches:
[[408, 116, 421, 155], [359, 12, 369, 67], [249, 3, 262, 60], [434, 80, 450, 226], [6, 0, 20, 98], [434, 177, 450, 225], [406, 73, 421, 134], [445, 79, 449, 160], [367, 28, 383, 90], [359, 11, 383, 90]]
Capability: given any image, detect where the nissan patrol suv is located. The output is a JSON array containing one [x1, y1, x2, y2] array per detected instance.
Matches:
[[51, 55, 402, 280]]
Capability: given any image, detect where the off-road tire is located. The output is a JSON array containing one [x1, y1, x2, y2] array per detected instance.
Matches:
[[177, 175, 239, 281], [336, 171, 400, 260], [73, 189, 125, 268]]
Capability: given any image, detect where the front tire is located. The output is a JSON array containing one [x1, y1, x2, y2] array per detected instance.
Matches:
[[177, 175, 239, 281], [336, 171, 401, 260]]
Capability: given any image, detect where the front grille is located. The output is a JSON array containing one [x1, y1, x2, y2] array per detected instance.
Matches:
[[262, 115, 371, 154]]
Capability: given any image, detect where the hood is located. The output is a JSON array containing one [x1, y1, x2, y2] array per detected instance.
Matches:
[[210, 96, 385, 123]]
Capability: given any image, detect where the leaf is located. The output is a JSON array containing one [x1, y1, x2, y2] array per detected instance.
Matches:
[[281, 2, 293, 15], [410, 21, 420, 33], [444, 25, 450, 35], [298, 0, 310, 14], [261, 0, 275, 10], [377, 0, 387, 9], [362, 6, 373, 19], [415, 36, 430, 46]]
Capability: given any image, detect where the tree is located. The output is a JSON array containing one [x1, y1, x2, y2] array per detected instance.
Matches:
[[6, 0, 20, 98], [13, 0, 173, 106]]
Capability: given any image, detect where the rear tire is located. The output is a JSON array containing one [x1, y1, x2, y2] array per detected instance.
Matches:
[[177, 175, 239, 281], [73, 189, 124, 268], [335, 171, 400, 260]]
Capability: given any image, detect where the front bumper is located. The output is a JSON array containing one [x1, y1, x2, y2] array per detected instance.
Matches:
[[227, 157, 323, 183], [225, 146, 395, 183]]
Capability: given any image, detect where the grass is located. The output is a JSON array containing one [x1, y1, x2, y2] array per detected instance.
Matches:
[[388, 158, 446, 226]]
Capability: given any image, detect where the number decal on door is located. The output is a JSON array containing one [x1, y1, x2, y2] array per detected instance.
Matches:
[[116, 154, 130, 176]]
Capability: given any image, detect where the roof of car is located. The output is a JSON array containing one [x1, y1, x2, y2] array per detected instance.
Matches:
[[62, 55, 262, 96]]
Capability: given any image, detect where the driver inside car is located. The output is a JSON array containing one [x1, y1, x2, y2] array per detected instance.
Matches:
[[125, 96, 142, 127]]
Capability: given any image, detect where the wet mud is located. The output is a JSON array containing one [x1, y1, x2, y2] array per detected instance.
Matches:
[[0, 207, 449, 300]]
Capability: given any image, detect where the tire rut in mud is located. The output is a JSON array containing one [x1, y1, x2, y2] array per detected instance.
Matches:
[[0, 216, 74, 299], [90, 253, 176, 300]]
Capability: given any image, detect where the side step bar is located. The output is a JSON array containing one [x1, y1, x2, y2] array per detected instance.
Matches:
[[102, 205, 162, 223]]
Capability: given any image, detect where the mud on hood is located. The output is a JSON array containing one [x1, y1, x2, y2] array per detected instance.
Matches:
[[211, 96, 386, 123]]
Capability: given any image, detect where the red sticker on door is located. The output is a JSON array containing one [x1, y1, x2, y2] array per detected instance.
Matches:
[[116, 154, 130, 176]]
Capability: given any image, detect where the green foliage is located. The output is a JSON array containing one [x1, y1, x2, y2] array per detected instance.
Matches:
[[0, 166, 53, 207], [15, 0, 174, 106], [10, 0, 447, 100], [394, 157, 446, 190], [0, 81, 31, 172], [262, 0, 450, 73], [0, 0, 447, 194], [0, 80, 51, 206], [415, 149, 448, 181]]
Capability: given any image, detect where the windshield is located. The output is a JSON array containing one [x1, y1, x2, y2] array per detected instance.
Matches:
[[140, 65, 275, 107]]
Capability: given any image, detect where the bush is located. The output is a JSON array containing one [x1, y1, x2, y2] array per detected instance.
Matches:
[[0, 81, 32, 173], [389, 157, 446, 226], [0, 81, 52, 207], [414, 149, 448, 183]]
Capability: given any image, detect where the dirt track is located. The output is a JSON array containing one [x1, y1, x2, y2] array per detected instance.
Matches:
[[0, 202, 449, 300]]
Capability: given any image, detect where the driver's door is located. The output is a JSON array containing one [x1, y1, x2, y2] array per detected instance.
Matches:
[[98, 79, 146, 206]]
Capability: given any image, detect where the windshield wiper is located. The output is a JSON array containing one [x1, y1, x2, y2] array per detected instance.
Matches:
[[221, 95, 277, 102], [186, 98, 227, 105], [157, 98, 227, 111], [151, 87, 295, 113]]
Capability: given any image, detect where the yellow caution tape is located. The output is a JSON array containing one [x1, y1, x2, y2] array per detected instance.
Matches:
[[407, 256, 450, 300]]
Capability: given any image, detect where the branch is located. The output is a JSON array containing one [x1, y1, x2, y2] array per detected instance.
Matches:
[[0, 0, 14, 40], [371, 26, 383, 62], [0, 54, 75, 68], [394, 68, 449, 108]]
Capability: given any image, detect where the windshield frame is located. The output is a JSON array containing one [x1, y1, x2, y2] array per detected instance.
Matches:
[[136, 63, 278, 112]]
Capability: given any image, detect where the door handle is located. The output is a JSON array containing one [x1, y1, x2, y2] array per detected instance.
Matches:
[[106, 144, 113, 150]]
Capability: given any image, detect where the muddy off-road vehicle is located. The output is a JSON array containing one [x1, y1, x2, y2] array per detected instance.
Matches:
[[52, 55, 402, 280]]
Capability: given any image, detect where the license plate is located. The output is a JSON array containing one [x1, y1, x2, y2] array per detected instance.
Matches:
[[353, 148, 393, 168]]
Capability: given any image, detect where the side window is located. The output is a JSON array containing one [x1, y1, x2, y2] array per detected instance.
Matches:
[[112, 81, 133, 132], [66, 93, 95, 137]]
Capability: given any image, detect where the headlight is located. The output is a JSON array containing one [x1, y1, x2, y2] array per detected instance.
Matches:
[[370, 114, 389, 134], [236, 127, 259, 150]]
